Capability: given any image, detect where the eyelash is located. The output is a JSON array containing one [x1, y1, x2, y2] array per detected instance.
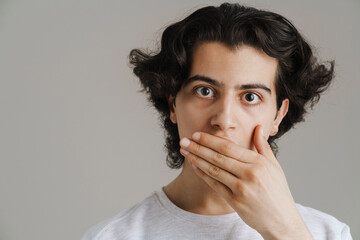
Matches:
[[193, 86, 263, 105], [194, 86, 215, 98]]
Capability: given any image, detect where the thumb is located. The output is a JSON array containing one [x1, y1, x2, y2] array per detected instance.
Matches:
[[253, 125, 273, 158]]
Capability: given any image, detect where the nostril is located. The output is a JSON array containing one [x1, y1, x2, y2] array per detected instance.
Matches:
[[210, 118, 236, 131]]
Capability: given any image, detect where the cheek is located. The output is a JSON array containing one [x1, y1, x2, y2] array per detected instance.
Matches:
[[175, 102, 207, 139], [239, 119, 257, 150], [254, 114, 277, 138], [239, 109, 276, 149]]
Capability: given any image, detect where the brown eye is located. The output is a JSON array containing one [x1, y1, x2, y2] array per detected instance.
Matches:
[[195, 86, 214, 98], [242, 92, 261, 104]]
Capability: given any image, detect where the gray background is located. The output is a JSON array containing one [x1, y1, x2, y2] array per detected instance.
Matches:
[[0, 0, 359, 239]]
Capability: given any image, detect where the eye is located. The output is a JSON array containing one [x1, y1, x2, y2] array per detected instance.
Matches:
[[195, 86, 215, 98], [242, 92, 261, 104]]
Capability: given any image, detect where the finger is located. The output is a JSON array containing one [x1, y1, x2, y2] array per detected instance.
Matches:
[[190, 161, 234, 201], [191, 132, 258, 163], [180, 137, 246, 176], [180, 148, 239, 191], [253, 125, 277, 163]]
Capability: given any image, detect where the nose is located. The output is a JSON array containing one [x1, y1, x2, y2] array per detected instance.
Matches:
[[210, 94, 237, 131]]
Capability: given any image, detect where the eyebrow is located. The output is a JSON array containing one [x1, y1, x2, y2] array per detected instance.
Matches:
[[184, 75, 272, 94]]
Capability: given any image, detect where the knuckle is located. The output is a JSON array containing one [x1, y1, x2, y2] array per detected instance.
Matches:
[[234, 181, 247, 198], [191, 154, 201, 164], [192, 142, 201, 154], [186, 152, 196, 163], [213, 152, 225, 165], [234, 180, 243, 192], [208, 165, 221, 177], [244, 166, 261, 182], [244, 169, 256, 181]]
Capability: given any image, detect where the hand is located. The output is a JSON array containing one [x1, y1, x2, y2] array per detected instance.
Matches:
[[179, 125, 313, 240]]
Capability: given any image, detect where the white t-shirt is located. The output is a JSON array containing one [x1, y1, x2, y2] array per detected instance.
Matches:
[[82, 188, 352, 240]]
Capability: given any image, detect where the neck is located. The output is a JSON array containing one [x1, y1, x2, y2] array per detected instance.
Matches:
[[163, 160, 235, 215]]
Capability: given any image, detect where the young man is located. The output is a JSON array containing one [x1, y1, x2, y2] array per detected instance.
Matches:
[[82, 3, 352, 239]]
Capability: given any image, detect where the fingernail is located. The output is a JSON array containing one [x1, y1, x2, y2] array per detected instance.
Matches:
[[180, 138, 190, 147], [180, 148, 189, 155], [192, 132, 200, 141]]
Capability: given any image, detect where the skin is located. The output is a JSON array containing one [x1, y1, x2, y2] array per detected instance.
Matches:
[[163, 42, 313, 239]]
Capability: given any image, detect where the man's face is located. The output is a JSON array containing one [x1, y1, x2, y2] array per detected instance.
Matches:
[[169, 42, 288, 151]]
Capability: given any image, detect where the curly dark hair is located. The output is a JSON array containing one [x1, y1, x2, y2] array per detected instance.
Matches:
[[129, 3, 334, 169]]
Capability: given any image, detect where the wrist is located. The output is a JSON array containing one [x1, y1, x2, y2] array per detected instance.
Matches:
[[261, 219, 313, 240]]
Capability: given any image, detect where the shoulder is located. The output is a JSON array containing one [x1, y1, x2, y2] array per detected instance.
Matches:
[[296, 203, 352, 239], [81, 192, 162, 240]]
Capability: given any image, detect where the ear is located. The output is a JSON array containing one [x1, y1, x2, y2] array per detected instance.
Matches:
[[270, 98, 289, 136], [167, 94, 177, 124]]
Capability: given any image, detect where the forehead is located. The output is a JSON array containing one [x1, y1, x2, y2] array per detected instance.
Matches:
[[188, 42, 278, 90]]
